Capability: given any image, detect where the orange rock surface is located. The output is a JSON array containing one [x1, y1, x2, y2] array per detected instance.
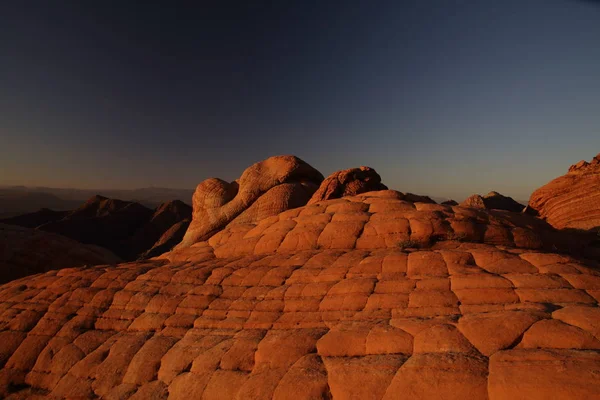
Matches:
[[177, 155, 324, 248], [528, 153, 600, 230], [307, 166, 387, 204], [1, 155, 600, 399], [0, 188, 598, 399]]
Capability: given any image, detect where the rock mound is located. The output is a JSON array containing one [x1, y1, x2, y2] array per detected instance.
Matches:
[[528, 153, 600, 231], [461, 192, 524, 213], [0, 193, 599, 398], [0, 223, 120, 283], [308, 166, 387, 204], [1, 156, 600, 399], [163, 190, 584, 262], [177, 155, 324, 248]]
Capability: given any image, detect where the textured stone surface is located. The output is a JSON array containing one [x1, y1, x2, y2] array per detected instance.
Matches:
[[528, 153, 600, 231], [0, 186, 599, 398], [307, 166, 387, 204], [178, 155, 324, 248]]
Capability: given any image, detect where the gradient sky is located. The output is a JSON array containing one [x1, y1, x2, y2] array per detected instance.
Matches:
[[1, 1, 599, 201]]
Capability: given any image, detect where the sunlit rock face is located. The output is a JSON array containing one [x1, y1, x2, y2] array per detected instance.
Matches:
[[528, 153, 600, 231], [1, 155, 600, 400], [307, 166, 387, 204], [177, 155, 325, 248], [0, 188, 599, 399]]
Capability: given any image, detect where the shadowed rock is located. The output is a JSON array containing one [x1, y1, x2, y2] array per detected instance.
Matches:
[[442, 200, 459, 206], [139, 219, 191, 259], [0, 223, 120, 283], [461, 192, 525, 213], [6, 197, 192, 261], [0, 208, 69, 228], [124, 200, 192, 259]]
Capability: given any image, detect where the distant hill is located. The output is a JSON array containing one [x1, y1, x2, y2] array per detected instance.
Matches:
[[0, 185, 194, 216], [0, 189, 82, 218], [0, 195, 192, 261]]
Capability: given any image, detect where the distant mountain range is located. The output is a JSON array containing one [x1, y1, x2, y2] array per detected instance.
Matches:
[[0, 194, 192, 261], [0, 185, 194, 217]]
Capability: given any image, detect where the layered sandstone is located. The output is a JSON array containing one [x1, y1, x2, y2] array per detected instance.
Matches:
[[528, 153, 600, 231], [0, 190, 598, 399], [0, 156, 599, 399], [177, 156, 324, 248]]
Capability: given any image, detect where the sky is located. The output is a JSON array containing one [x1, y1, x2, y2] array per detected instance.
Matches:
[[1, 0, 599, 201]]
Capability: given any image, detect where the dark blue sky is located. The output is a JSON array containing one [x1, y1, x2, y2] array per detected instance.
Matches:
[[1, 0, 599, 201]]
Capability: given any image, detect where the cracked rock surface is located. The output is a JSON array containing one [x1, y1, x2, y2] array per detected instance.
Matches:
[[0, 190, 599, 399]]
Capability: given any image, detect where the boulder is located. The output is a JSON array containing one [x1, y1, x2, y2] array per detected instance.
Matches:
[[460, 192, 524, 213], [308, 166, 387, 204]]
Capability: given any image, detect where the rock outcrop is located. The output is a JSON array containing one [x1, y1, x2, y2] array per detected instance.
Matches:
[[139, 219, 191, 260], [0, 223, 120, 283], [528, 153, 600, 231], [307, 166, 387, 204], [163, 190, 586, 261], [1, 155, 600, 399], [124, 200, 192, 259], [177, 155, 324, 248], [0, 190, 599, 399], [461, 192, 525, 213]]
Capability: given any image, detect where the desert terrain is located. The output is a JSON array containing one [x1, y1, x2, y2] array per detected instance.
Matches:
[[0, 154, 598, 399]]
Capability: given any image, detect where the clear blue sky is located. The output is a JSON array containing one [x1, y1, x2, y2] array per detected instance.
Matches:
[[1, 0, 599, 201]]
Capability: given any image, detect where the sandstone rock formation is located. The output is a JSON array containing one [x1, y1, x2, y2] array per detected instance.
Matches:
[[1, 155, 600, 399], [528, 153, 600, 231], [2, 197, 192, 261], [0, 189, 599, 399], [461, 191, 525, 213], [0, 223, 120, 283], [307, 166, 387, 204], [177, 155, 324, 248]]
